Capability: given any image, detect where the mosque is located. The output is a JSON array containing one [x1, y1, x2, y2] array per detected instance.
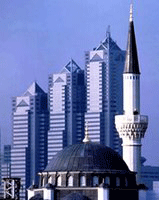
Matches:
[[27, 3, 148, 200], [28, 130, 146, 200]]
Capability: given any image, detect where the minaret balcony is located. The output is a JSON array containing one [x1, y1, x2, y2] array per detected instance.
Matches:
[[115, 115, 148, 139], [115, 115, 148, 124]]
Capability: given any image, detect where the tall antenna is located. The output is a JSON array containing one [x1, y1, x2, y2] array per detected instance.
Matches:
[[106, 25, 111, 38]]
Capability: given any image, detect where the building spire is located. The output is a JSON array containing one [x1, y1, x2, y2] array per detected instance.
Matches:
[[83, 122, 90, 143], [124, 2, 140, 74], [106, 25, 111, 38], [130, 1, 133, 22]]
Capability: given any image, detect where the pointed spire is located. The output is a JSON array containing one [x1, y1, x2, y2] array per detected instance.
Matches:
[[83, 122, 90, 143], [129, 2, 133, 22], [124, 2, 140, 74]]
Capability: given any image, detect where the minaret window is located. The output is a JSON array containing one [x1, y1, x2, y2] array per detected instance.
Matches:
[[80, 175, 86, 186], [68, 176, 73, 187], [134, 110, 138, 115]]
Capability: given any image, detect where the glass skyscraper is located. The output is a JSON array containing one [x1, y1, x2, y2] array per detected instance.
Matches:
[[85, 29, 125, 154], [48, 59, 85, 161], [11, 82, 49, 200]]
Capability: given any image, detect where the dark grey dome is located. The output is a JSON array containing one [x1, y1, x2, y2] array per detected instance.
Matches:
[[62, 192, 89, 200], [45, 142, 129, 172]]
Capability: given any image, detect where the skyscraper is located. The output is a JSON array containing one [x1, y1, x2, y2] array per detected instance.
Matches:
[[85, 28, 125, 154], [11, 82, 49, 200], [48, 59, 85, 161], [0, 145, 11, 198]]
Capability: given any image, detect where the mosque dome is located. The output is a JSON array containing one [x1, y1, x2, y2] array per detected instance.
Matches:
[[29, 140, 138, 200], [45, 142, 129, 172]]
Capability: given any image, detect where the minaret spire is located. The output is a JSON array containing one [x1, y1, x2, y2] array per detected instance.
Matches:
[[124, 1, 140, 74], [130, 2, 133, 22]]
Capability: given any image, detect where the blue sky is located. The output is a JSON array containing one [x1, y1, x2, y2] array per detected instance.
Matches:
[[0, 0, 159, 166]]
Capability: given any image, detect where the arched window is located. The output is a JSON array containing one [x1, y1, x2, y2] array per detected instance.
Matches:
[[57, 176, 62, 186], [116, 177, 120, 187], [93, 176, 98, 186], [68, 176, 73, 187], [104, 177, 110, 185], [80, 175, 86, 186]]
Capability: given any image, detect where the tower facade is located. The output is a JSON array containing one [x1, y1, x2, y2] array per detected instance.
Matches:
[[85, 29, 125, 153], [48, 59, 85, 161], [2, 145, 11, 179], [11, 82, 49, 200], [115, 4, 148, 183], [0, 145, 11, 198]]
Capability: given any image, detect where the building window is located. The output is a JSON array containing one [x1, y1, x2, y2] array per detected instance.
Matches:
[[93, 176, 98, 186], [57, 176, 62, 186], [116, 177, 120, 187], [68, 176, 73, 187], [104, 177, 110, 185], [80, 175, 86, 186]]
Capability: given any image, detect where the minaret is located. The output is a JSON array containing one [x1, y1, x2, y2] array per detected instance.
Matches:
[[115, 3, 148, 183]]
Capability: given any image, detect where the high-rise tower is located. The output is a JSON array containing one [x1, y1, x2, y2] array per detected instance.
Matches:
[[11, 82, 49, 200], [48, 59, 85, 161], [115, 4, 148, 183], [85, 28, 125, 154]]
